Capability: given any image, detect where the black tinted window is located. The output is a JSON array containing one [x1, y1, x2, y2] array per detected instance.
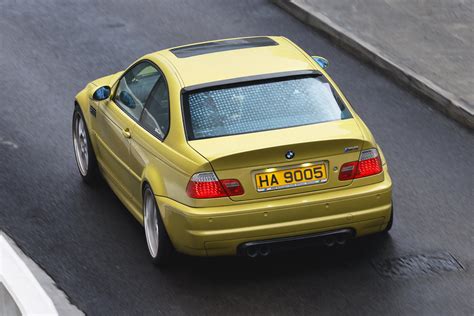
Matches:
[[140, 77, 170, 139], [114, 62, 160, 120]]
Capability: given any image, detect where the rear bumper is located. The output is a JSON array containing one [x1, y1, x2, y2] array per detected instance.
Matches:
[[157, 171, 392, 256]]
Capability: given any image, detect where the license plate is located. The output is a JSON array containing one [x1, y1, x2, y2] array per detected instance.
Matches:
[[255, 162, 328, 192]]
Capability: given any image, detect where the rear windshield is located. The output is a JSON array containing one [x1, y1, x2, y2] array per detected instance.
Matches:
[[183, 75, 352, 140]]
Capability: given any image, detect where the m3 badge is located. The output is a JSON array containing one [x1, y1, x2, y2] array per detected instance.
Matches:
[[344, 146, 359, 153]]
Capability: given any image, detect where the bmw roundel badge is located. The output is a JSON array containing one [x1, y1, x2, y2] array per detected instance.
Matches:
[[285, 150, 295, 160]]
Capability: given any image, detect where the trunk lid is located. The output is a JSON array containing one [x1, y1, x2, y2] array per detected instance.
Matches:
[[188, 119, 369, 201]]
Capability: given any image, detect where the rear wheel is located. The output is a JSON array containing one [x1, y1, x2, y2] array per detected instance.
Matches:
[[72, 105, 99, 184], [143, 184, 173, 265]]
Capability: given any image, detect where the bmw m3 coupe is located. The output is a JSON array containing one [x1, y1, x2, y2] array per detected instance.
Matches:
[[73, 36, 393, 264]]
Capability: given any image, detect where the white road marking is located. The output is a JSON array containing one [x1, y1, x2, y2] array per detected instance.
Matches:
[[0, 233, 57, 315], [0, 136, 19, 149], [0, 232, 84, 316]]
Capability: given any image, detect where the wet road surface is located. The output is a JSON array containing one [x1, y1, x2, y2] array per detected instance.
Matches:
[[0, 0, 472, 314]]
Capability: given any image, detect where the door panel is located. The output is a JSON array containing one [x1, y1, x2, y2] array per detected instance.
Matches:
[[96, 61, 162, 203], [96, 100, 138, 197], [129, 75, 171, 207], [129, 128, 150, 207]]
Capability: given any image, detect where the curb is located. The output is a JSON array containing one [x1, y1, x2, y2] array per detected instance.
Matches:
[[0, 234, 57, 315], [0, 232, 84, 316], [273, 0, 474, 129]]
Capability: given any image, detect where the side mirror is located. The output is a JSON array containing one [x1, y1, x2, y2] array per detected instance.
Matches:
[[92, 86, 111, 101], [119, 91, 136, 108], [311, 56, 329, 69]]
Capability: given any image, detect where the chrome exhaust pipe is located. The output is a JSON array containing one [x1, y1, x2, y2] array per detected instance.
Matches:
[[258, 245, 271, 256], [246, 246, 259, 258], [336, 236, 346, 245], [324, 237, 336, 247]]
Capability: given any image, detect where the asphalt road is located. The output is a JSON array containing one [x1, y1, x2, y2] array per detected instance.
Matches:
[[0, 0, 472, 315]]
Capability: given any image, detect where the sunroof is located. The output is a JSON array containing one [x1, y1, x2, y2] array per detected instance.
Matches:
[[170, 37, 278, 58]]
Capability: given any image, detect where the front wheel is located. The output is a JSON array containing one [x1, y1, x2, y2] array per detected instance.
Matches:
[[72, 105, 99, 184], [143, 185, 174, 265]]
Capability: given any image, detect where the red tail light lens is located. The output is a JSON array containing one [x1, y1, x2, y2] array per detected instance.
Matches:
[[186, 172, 244, 199], [355, 149, 383, 178], [220, 179, 245, 196], [339, 149, 383, 181], [186, 172, 226, 198], [338, 161, 358, 180]]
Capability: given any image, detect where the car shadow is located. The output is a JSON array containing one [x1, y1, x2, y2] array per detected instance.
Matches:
[[162, 233, 397, 283]]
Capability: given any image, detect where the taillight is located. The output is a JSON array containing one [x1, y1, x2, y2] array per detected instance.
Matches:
[[339, 148, 383, 181], [186, 172, 244, 199], [355, 149, 383, 178], [338, 161, 358, 180], [220, 179, 245, 196]]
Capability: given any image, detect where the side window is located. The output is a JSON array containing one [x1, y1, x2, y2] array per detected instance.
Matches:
[[114, 62, 160, 121], [140, 77, 170, 139]]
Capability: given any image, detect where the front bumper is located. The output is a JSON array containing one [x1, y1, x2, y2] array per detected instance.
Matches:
[[157, 171, 392, 256]]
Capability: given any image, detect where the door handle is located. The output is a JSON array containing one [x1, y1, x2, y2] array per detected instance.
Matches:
[[121, 128, 131, 139]]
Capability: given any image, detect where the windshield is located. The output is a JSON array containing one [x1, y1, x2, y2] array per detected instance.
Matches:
[[183, 75, 352, 140]]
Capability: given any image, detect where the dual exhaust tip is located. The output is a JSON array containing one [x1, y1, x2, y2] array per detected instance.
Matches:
[[246, 245, 271, 258], [243, 235, 348, 257], [323, 235, 347, 247]]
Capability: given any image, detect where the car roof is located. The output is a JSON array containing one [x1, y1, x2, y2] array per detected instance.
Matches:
[[154, 36, 316, 88]]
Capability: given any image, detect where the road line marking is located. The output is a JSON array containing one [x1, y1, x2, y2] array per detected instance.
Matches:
[[0, 232, 84, 316], [0, 234, 57, 315]]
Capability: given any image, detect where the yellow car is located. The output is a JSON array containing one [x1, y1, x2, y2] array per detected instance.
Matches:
[[73, 36, 393, 264]]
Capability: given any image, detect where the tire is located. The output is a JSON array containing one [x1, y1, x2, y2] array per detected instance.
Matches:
[[72, 104, 99, 184], [382, 203, 394, 233], [143, 184, 174, 265]]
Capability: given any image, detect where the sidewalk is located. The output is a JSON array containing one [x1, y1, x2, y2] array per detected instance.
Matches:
[[274, 0, 474, 128]]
